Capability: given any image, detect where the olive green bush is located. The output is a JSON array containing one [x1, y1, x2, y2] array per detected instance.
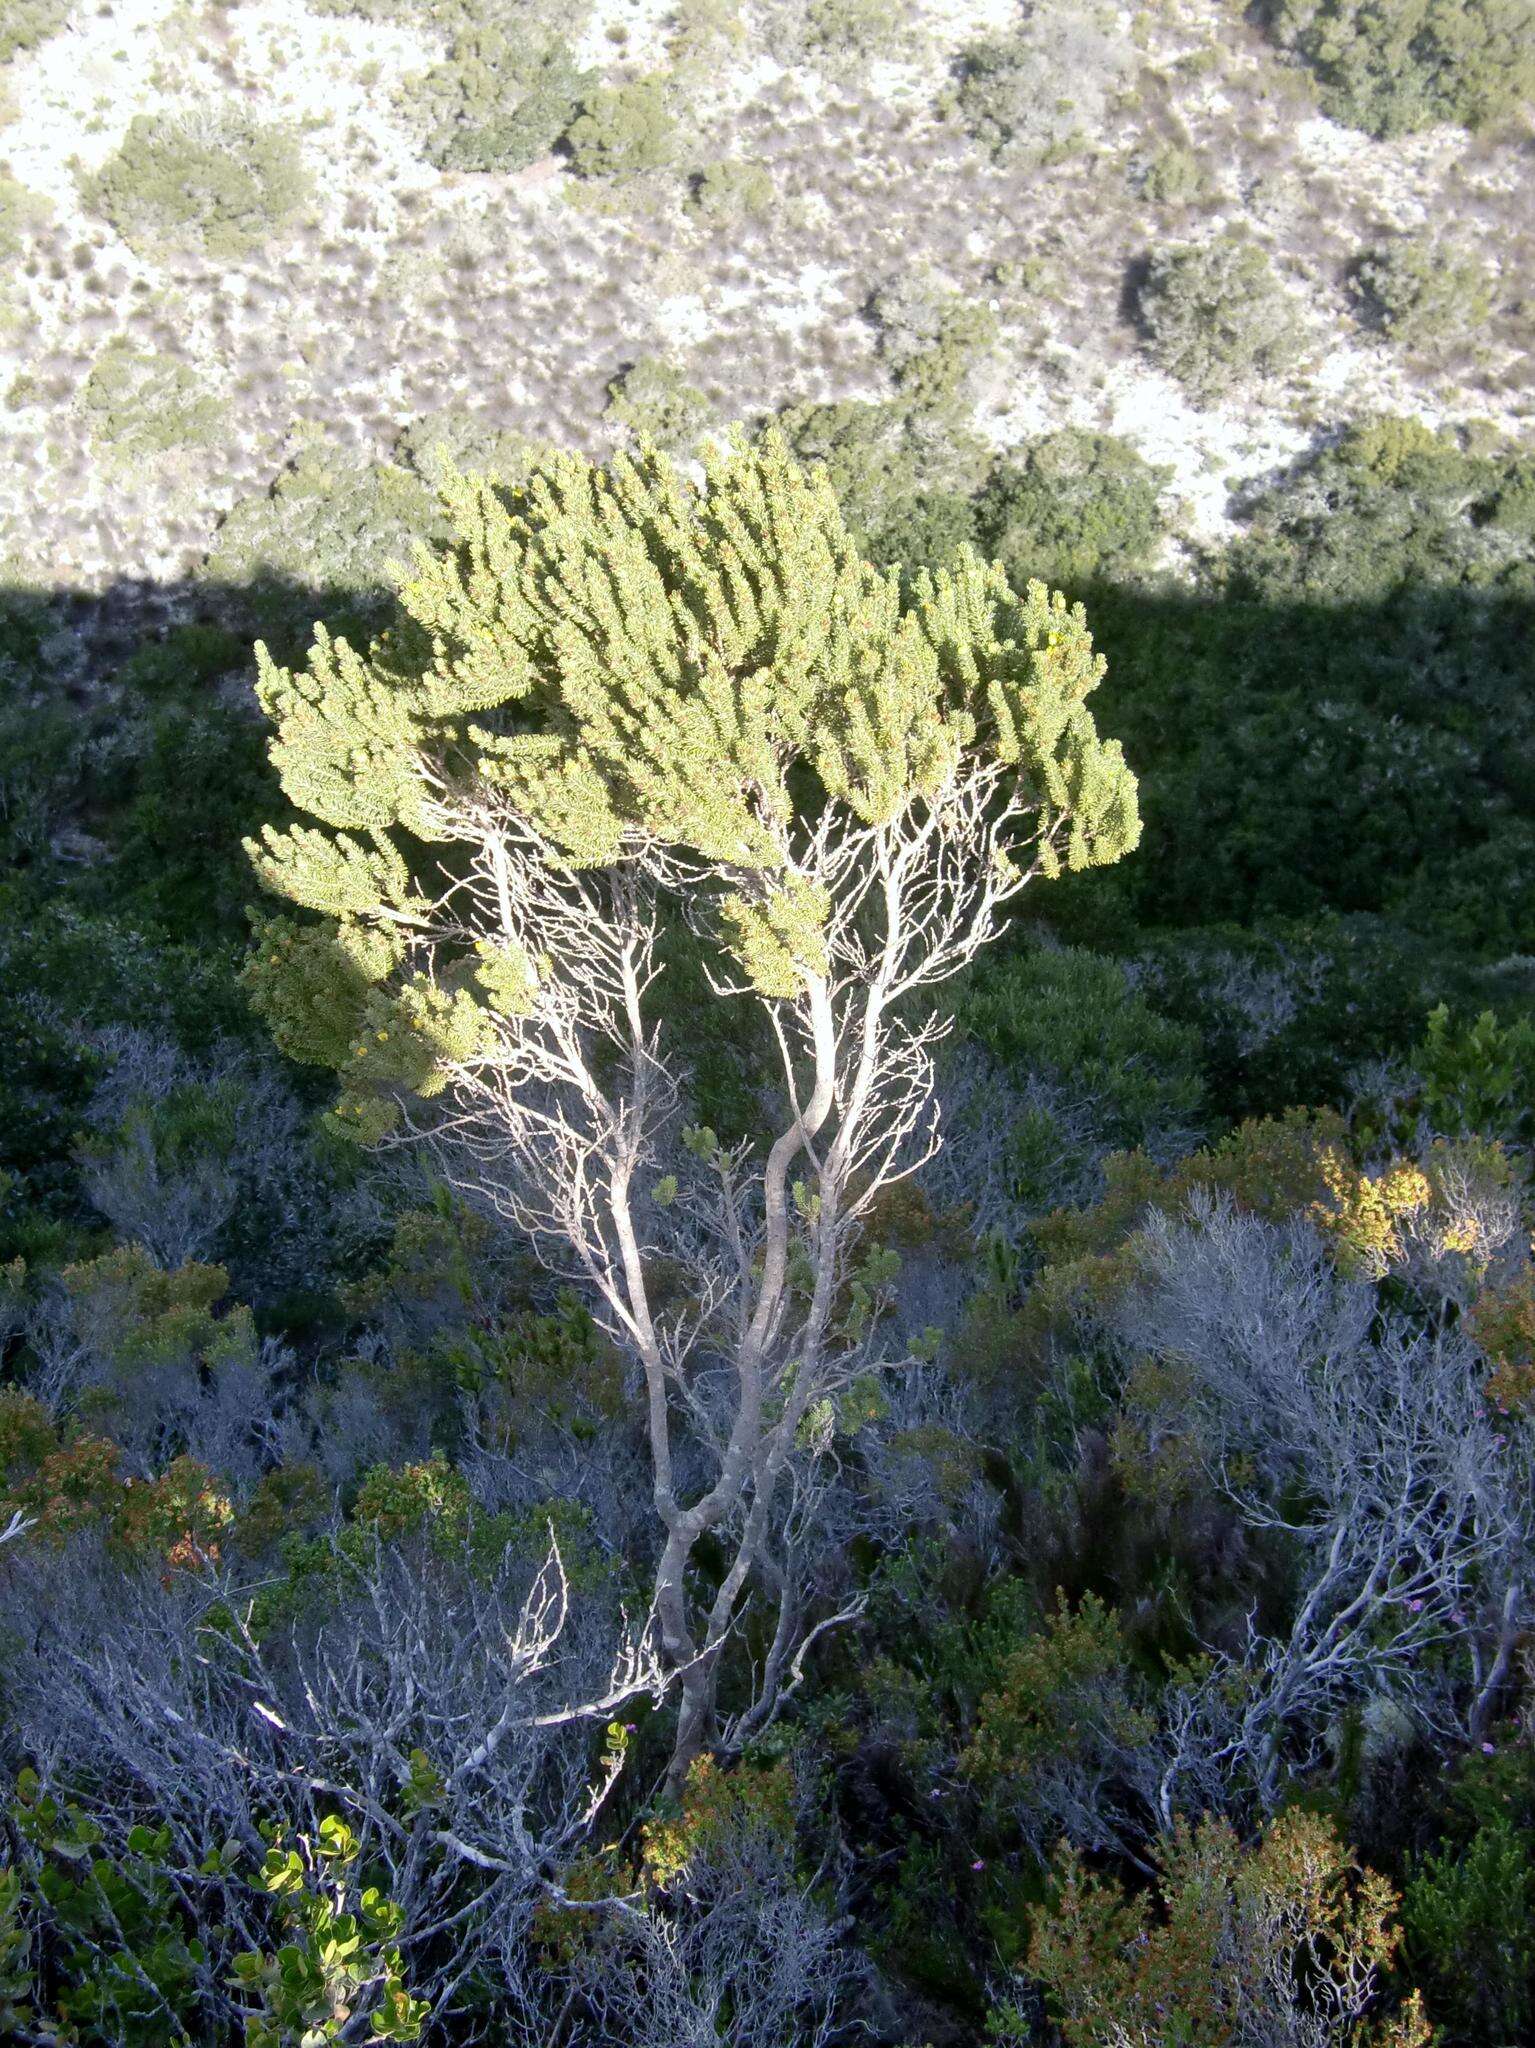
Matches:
[[975, 430, 1170, 590], [1230, 415, 1535, 602], [201, 443, 443, 651], [687, 157, 773, 221], [959, 944, 1206, 1153], [1140, 141, 1211, 207], [1352, 233, 1495, 355], [948, 2, 1136, 163], [79, 345, 220, 457], [1264, 0, 1535, 137], [0, 170, 48, 260], [0, 0, 71, 64], [802, 0, 902, 60], [1137, 233, 1304, 398], [406, 29, 592, 173], [603, 355, 714, 456], [84, 112, 310, 260], [868, 271, 1000, 422], [1401, 1747, 1535, 2047], [565, 75, 676, 177]]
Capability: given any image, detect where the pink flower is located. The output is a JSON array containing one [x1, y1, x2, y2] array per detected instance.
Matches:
[[1482, 1742, 1497, 1756], [971, 1858, 986, 1872], [1407, 1598, 1423, 1613]]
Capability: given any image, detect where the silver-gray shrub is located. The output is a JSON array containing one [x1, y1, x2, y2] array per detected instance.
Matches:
[[1114, 1194, 1533, 1795]]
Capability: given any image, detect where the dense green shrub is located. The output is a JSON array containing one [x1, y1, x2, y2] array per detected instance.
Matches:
[[1137, 233, 1303, 398], [687, 157, 773, 221], [959, 945, 1207, 1151], [1404, 1815, 1535, 2043], [565, 75, 676, 177], [116, 623, 245, 700], [201, 443, 444, 652], [777, 398, 927, 541], [868, 272, 1000, 421], [1139, 142, 1211, 207], [0, 170, 48, 260], [79, 344, 220, 456], [0, 0, 70, 64], [407, 29, 592, 173], [391, 407, 542, 488], [975, 431, 1170, 590], [603, 355, 714, 455], [802, 0, 902, 59], [84, 111, 310, 259], [948, 3, 1135, 163], [1229, 417, 1535, 602], [1264, 0, 1535, 137], [1352, 234, 1494, 354]]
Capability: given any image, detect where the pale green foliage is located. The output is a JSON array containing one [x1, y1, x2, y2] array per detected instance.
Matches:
[[79, 343, 220, 456], [1264, 0, 1535, 137], [0, 0, 70, 64], [232, 1815, 427, 2046], [666, 0, 747, 68], [1353, 233, 1494, 354], [406, 29, 592, 173], [244, 431, 1138, 1138], [565, 75, 676, 177], [84, 111, 311, 259], [1138, 233, 1304, 399], [869, 271, 1001, 421], [604, 356, 714, 456]]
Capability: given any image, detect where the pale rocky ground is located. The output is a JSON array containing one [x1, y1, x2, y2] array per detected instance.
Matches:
[[0, 0, 1531, 606]]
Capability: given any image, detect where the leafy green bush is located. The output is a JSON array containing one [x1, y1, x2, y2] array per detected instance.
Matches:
[[687, 157, 773, 221], [201, 443, 444, 652], [84, 111, 310, 259], [948, 3, 1135, 163], [1264, 0, 1535, 137], [407, 29, 592, 173], [777, 398, 925, 539], [1137, 233, 1303, 399], [565, 75, 676, 177], [604, 355, 714, 455], [1413, 1002, 1535, 1142], [1139, 142, 1211, 206], [0, 169, 48, 260], [958, 945, 1207, 1151], [1229, 417, 1535, 602], [868, 272, 1000, 421], [116, 622, 245, 700], [1027, 1810, 1431, 2048], [802, 0, 901, 59], [0, 0, 70, 64], [1352, 234, 1494, 354], [1403, 1814, 1535, 2044], [79, 344, 220, 456], [975, 431, 1170, 591]]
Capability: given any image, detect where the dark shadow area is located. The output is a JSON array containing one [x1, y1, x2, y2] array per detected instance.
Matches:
[[4, 560, 1533, 1211]]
